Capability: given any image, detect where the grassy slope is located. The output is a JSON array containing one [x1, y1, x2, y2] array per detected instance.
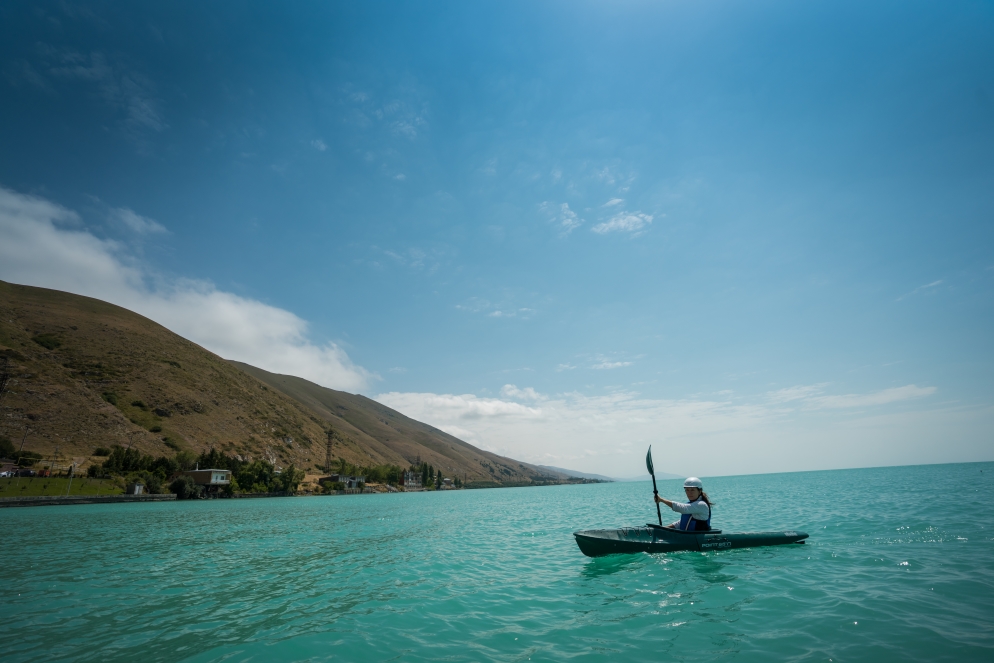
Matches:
[[0, 281, 565, 485], [0, 476, 122, 497], [232, 362, 566, 484]]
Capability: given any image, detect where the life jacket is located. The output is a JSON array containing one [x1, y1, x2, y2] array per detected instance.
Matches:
[[677, 498, 711, 531]]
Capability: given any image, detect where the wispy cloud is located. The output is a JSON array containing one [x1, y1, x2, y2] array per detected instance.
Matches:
[[46, 50, 167, 144], [540, 202, 583, 235], [765, 384, 827, 404], [375, 246, 443, 273], [0, 186, 374, 391], [592, 360, 633, 370], [457, 296, 535, 319], [112, 207, 167, 234], [311, 138, 327, 151], [807, 384, 936, 409], [766, 383, 935, 409], [592, 211, 653, 235], [897, 280, 943, 301], [603, 198, 624, 207]]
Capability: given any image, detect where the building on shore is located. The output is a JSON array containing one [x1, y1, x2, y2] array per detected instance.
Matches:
[[182, 469, 232, 494], [400, 470, 422, 491], [125, 481, 145, 495], [318, 473, 365, 489]]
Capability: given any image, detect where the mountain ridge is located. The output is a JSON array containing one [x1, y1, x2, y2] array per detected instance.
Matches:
[[0, 280, 567, 486]]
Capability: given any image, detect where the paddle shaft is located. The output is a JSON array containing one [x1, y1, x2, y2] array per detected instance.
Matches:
[[650, 472, 663, 526]]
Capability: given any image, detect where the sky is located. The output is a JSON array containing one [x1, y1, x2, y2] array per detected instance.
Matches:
[[1, 1, 992, 478]]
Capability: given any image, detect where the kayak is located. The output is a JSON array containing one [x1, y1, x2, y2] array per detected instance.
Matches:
[[573, 523, 809, 557]]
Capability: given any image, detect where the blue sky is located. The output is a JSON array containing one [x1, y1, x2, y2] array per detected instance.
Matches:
[[1, 1, 992, 476]]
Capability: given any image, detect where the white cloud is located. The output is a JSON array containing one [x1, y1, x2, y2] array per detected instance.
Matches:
[[765, 383, 935, 409], [0, 186, 373, 391], [377, 392, 542, 420], [592, 360, 633, 370], [311, 139, 327, 151], [603, 198, 624, 207], [592, 211, 653, 235], [807, 384, 936, 409], [765, 384, 827, 404], [500, 384, 548, 401], [540, 202, 583, 234], [374, 381, 961, 477], [112, 207, 167, 234]]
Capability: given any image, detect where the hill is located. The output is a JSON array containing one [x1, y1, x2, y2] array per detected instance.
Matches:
[[231, 361, 567, 485], [537, 465, 615, 482], [0, 280, 567, 486]]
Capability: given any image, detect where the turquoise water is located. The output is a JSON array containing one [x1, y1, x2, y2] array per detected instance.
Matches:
[[1, 462, 992, 662]]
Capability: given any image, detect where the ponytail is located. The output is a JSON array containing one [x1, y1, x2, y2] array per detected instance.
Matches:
[[700, 490, 713, 507]]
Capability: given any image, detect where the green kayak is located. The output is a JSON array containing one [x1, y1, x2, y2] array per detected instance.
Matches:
[[574, 524, 809, 557]]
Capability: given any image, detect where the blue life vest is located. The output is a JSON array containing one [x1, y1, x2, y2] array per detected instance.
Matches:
[[677, 499, 711, 531]]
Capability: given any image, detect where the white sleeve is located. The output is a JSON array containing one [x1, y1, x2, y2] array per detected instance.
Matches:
[[669, 500, 710, 520]]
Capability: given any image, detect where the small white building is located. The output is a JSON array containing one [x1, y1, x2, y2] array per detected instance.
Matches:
[[401, 470, 422, 491], [319, 473, 365, 489], [183, 469, 232, 493]]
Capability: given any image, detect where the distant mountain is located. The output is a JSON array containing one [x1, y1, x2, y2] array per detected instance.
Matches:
[[0, 280, 571, 487], [536, 466, 686, 482], [537, 465, 615, 482], [616, 472, 686, 482]]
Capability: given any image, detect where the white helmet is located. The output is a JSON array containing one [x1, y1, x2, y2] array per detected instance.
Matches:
[[683, 477, 703, 489]]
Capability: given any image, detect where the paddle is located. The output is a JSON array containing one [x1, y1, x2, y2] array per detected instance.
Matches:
[[646, 445, 663, 526]]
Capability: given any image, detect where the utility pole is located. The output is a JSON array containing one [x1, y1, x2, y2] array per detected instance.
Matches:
[[17, 425, 30, 457], [64, 461, 76, 496], [325, 428, 334, 474]]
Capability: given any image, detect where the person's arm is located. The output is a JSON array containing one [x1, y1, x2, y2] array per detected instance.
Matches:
[[665, 500, 709, 520], [654, 495, 675, 508]]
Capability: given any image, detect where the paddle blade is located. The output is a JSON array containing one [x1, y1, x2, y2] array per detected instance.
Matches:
[[645, 446, 654, 476]]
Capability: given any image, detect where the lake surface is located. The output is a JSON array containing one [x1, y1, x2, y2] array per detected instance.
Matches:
[[1, 462, 992, 662]]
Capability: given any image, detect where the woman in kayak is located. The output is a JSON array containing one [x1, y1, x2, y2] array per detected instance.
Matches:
[[655, 477, 712, 531]]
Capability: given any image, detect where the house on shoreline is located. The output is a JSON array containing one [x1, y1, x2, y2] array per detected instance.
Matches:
[[182, 468, 232, 495], [318, 473, 365, 489], [400, 470, 422, 491]]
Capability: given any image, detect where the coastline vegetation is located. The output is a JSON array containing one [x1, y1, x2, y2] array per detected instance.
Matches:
[[87, 444, 305, 498]]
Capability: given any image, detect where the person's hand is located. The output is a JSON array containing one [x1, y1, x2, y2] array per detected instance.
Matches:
[[654, 495, 663, 503]]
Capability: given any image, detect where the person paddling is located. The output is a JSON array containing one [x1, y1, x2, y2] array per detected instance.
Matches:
[[655, 477, 712, 531]]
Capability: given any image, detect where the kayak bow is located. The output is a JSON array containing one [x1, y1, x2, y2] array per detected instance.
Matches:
[[573, 524, 808, 557]]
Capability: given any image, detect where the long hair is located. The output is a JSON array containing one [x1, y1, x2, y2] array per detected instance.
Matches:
[[699, 490, 713, 507]]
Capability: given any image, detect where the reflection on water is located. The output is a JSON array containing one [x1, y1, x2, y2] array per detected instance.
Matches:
[[579, 553, 644, 579]]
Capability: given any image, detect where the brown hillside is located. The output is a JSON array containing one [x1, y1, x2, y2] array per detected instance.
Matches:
[[0, 280, 563, 485], [231, 361, 565, 485]]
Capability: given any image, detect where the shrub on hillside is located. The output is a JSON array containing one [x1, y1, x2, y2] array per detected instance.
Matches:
[[31, 334, 61, 350], [16, 450, 42, 466], [93, 447, 111, 456], [0, 436, 14, 459]]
